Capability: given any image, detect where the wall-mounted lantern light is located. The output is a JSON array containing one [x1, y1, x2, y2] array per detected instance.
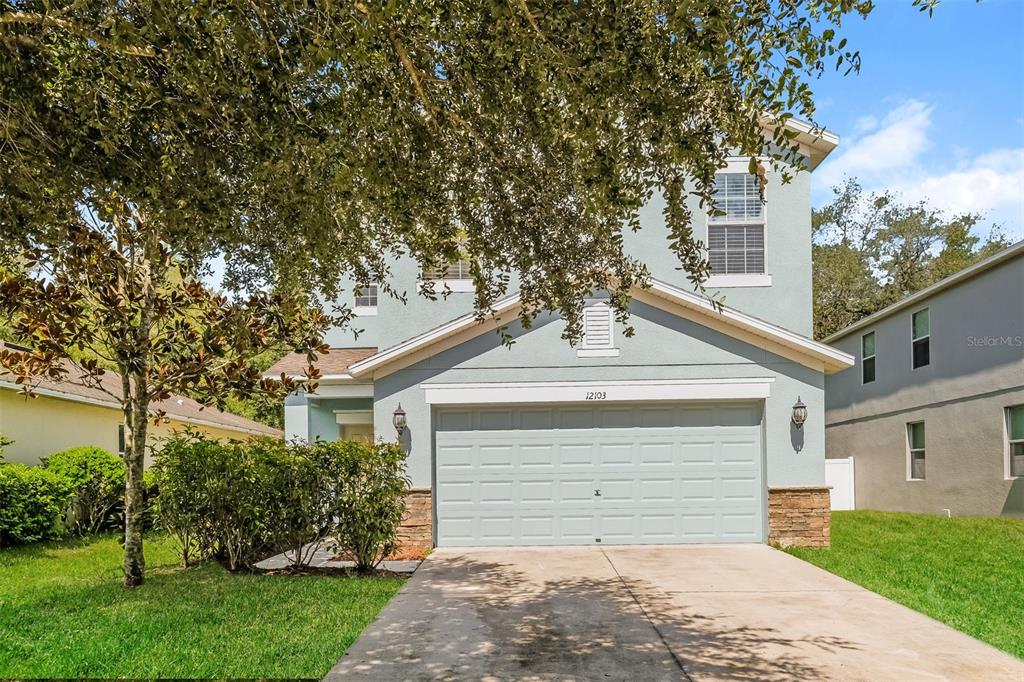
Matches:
[[392, 403, 407, 437], [791, 396, 808, 430]]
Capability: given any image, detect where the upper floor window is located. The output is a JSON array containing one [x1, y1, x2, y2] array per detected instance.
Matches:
[[577, 303, 619, 357], [1007, 405, 1024, 478], [354, 284, 378, 309], [422, 259, 472, 282], [708, 173, 765, 275], [911, 308, 930, 369], [907, 421, 926, 480], [861, 331, 876, 384]]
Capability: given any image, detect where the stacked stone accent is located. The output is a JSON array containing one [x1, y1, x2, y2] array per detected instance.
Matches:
[[768, 486, 831, 548], [396, 488, 432, 550]]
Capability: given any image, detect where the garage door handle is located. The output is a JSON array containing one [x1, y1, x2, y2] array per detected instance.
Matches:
[[594, 489, 601, 497]]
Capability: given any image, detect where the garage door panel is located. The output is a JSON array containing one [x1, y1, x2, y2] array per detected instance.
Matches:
[[435, 403, 764, 546]]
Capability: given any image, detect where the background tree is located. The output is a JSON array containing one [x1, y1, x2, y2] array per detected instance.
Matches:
[[813, 179, 1010, 338], [2, 0, 939, 585]]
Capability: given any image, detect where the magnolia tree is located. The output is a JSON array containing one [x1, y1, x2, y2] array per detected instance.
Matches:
[[1, 0, 939, 584]]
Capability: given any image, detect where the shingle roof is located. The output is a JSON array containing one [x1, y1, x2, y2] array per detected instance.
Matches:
[[0, 347, 281, 437], [264, 347, 377, 378]]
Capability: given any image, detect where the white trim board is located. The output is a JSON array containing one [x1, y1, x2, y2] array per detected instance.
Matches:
[[349, 278, 854, 380], [422, 377, 774, 405]]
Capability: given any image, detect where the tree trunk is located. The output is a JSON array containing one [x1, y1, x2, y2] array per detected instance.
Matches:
[[122, 386, 149, 587]]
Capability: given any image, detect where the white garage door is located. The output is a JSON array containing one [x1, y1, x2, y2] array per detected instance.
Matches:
[[435, 402, 764, 546]]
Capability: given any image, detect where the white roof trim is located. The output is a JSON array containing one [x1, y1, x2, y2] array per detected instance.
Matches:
[[349, 279, 853, 378], [824, 239, 1024, 343], [423, 377, 775, 405], [0, 381, 277, 437], [766, 118, 840, 170], [348, 293, 523, 378]]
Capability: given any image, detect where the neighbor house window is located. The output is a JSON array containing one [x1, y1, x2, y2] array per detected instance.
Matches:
[[861, 331, 876, 384], [118, 425, 125, 456], [708, 173, 765, 275], [1008, 405, 1024, 478], [907, 421, 926, 480], [422, 259, 472, 281], [911, 308, 930, 369], [354, 284, 378, 309], [577, 303, 618, 357]]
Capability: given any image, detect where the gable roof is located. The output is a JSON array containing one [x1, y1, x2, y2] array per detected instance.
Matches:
[[348, 279, 854, 379], [0, 346, 281, 437], [264, 347, 377, 380], [824, 239, 1024, 343]]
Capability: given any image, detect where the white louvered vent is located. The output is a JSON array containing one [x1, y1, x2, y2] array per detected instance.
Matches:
[[581, 303, 614, 350]]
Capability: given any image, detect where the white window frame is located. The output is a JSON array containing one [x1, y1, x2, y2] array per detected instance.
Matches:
[[577, 302, 619, 358], [911, 307, 930, 370], [420, 260, 474, 292], [353, 284, 378, 316], [1005, 404, 1024, 480], [705, 159, 768, 284], [906, 421, 926, 481], [861, 331, 876, 385]]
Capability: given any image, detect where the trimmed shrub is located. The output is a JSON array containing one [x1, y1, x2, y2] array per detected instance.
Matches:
[[154, 433, 410, 572], [0, 463, 72, 547], [44, 446, 125, 535], [261, 439, 337, 569], [325, 440, 409, 572]]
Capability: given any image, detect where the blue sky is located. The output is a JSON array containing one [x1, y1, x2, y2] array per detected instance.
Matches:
[[808, 0, 1024, 241]]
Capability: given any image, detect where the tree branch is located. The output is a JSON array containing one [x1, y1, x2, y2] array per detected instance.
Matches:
[[0, 11, 157, 57]]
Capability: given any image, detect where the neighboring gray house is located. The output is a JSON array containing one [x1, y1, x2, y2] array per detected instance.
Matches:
[[268, 121, 854, 549], [824, 240, 1024, 517]]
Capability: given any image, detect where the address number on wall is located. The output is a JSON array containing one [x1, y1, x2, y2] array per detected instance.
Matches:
[[585, 391, 607, 400]]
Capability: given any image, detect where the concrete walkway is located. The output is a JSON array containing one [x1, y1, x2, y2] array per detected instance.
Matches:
[[327, 545, 1024, 681]]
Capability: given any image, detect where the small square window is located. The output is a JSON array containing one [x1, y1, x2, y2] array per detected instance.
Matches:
[[354, 284, 378, 309], [907, 421, 926, 480], [912, 308, 930, 369], [861, 331, 876, 384], [1008, 405, 1024, 478]]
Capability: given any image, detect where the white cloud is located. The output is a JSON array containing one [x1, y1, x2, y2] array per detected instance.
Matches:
[[816, 100, 933, 189], [814, 100, 1024, 239]]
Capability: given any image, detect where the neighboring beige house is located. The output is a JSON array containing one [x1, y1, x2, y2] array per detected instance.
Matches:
[[1, 343, 281, 466]]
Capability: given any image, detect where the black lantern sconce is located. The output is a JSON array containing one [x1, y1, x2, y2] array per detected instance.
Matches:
[[392, 403, 407, 438], [791, 396, 808, 430]]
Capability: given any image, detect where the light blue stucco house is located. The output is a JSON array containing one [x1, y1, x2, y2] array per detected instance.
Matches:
[[268, 121, 853, 549]]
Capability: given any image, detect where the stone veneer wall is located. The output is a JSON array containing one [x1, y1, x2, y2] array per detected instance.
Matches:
[[397, 488, 432, 550], [768, 486, 831, 548]]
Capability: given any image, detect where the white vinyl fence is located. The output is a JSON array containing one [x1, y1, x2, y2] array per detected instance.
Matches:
[[825, 457, 855, 511]]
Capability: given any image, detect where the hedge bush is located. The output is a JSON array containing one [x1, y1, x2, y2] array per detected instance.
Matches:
[[0, 463, 72, 547], [323, 440, 409, 571], [154, 433, 409, 571], [44, 446, 125, 535]]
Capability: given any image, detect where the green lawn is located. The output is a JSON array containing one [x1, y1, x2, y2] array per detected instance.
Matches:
[[0, 534, 404, 678], [788, 511, 1024, 659]]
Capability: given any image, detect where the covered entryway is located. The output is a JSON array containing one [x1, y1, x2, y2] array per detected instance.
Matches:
[[434, 402, 764, 546]]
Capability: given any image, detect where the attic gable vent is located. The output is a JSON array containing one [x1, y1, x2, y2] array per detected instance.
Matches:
[[578, 303, 619, 357]]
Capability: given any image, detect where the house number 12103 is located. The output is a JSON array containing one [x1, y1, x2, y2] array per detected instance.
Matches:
[[585, 391, 607, 400]]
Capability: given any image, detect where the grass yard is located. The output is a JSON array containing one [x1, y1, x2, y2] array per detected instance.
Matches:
[[0, 534, 404, 679], [788, 511, 1024, 659]]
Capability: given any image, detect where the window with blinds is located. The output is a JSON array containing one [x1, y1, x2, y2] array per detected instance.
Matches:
[[581, 304, 614, 349], [422, 260, 472, 281], [708, 173, 765, 275]]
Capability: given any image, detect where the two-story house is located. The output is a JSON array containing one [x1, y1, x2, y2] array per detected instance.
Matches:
[[825, 240, 1024, 517], [267, 121, 853, 550]]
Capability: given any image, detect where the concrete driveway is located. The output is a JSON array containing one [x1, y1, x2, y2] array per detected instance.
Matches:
[[327, 545, 1024, 681]]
